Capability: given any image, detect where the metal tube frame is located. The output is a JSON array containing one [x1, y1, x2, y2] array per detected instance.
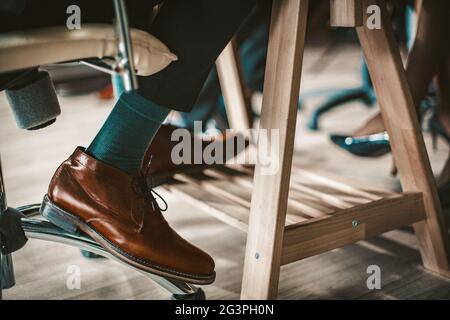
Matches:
[[19, 205, 199, 296], [113, 0, 139, 92], [0, 156, 16, 299], [0, 0, 203, 300]]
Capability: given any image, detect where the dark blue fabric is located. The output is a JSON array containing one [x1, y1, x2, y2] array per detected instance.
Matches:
[[178, 1, 271, 129], [86, 92, 170, 173]]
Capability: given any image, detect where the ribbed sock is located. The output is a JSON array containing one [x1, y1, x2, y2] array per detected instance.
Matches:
[[86, 92, 170, 174]]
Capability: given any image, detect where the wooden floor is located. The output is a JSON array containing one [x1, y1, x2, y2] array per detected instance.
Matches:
[[1, 45, 450, 300]]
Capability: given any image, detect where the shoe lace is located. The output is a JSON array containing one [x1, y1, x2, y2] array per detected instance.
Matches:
[[132, 155, 168, 232]]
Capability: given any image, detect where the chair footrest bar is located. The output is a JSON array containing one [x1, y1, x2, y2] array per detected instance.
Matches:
[[18, 205, 200, 296]]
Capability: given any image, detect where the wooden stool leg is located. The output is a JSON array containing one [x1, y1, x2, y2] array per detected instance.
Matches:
[[240, 0, 309, 299], [438, 154, 450, 187], [216, 39, 252, 131], [357, 0, 450, 276]]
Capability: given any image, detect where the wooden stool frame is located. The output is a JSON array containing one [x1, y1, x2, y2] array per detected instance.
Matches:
[[166, 0, 450, 299]]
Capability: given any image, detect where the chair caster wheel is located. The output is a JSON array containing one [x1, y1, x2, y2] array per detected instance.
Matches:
[[171, 288, 205, 300], [80, 249, 104, 259]]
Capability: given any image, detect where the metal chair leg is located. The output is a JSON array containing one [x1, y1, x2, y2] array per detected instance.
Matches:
[[0, 249, 15, 298], [113, 0, 139, 92], [0, 156, 16, 299]]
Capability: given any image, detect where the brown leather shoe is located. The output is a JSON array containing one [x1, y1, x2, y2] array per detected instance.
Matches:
[[144, 124, 248, 186], [41, 147, 215, 284]]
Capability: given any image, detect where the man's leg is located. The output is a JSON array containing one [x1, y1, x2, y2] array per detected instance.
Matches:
[[3, 0, 256, 282], [85, 0, 256, 174], [86, 92, 170, 174], [43, 0, 256, 283], [138, 0, 257, 112]]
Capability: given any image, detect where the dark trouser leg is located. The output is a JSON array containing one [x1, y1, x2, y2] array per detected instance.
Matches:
[[138, 0, 257, 112], [178, 0, 271, 130]]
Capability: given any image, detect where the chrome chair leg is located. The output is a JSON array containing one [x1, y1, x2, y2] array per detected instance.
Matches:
[[0, 156, 16, 299], [0, 249, 15, 298], [113, 0, 139, 92]]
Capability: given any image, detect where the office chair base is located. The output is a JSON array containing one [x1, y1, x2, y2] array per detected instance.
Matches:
[[0, 203, 204, 300], [307, 87, 376, 131]]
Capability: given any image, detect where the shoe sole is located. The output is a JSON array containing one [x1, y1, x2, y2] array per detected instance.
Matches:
[[40, 195, 216, 285]]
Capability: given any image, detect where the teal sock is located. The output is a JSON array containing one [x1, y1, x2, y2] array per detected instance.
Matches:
[[86, 92, 170, 174]]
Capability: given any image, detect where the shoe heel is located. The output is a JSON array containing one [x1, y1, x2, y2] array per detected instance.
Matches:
[[40, 195, 79, 234]]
